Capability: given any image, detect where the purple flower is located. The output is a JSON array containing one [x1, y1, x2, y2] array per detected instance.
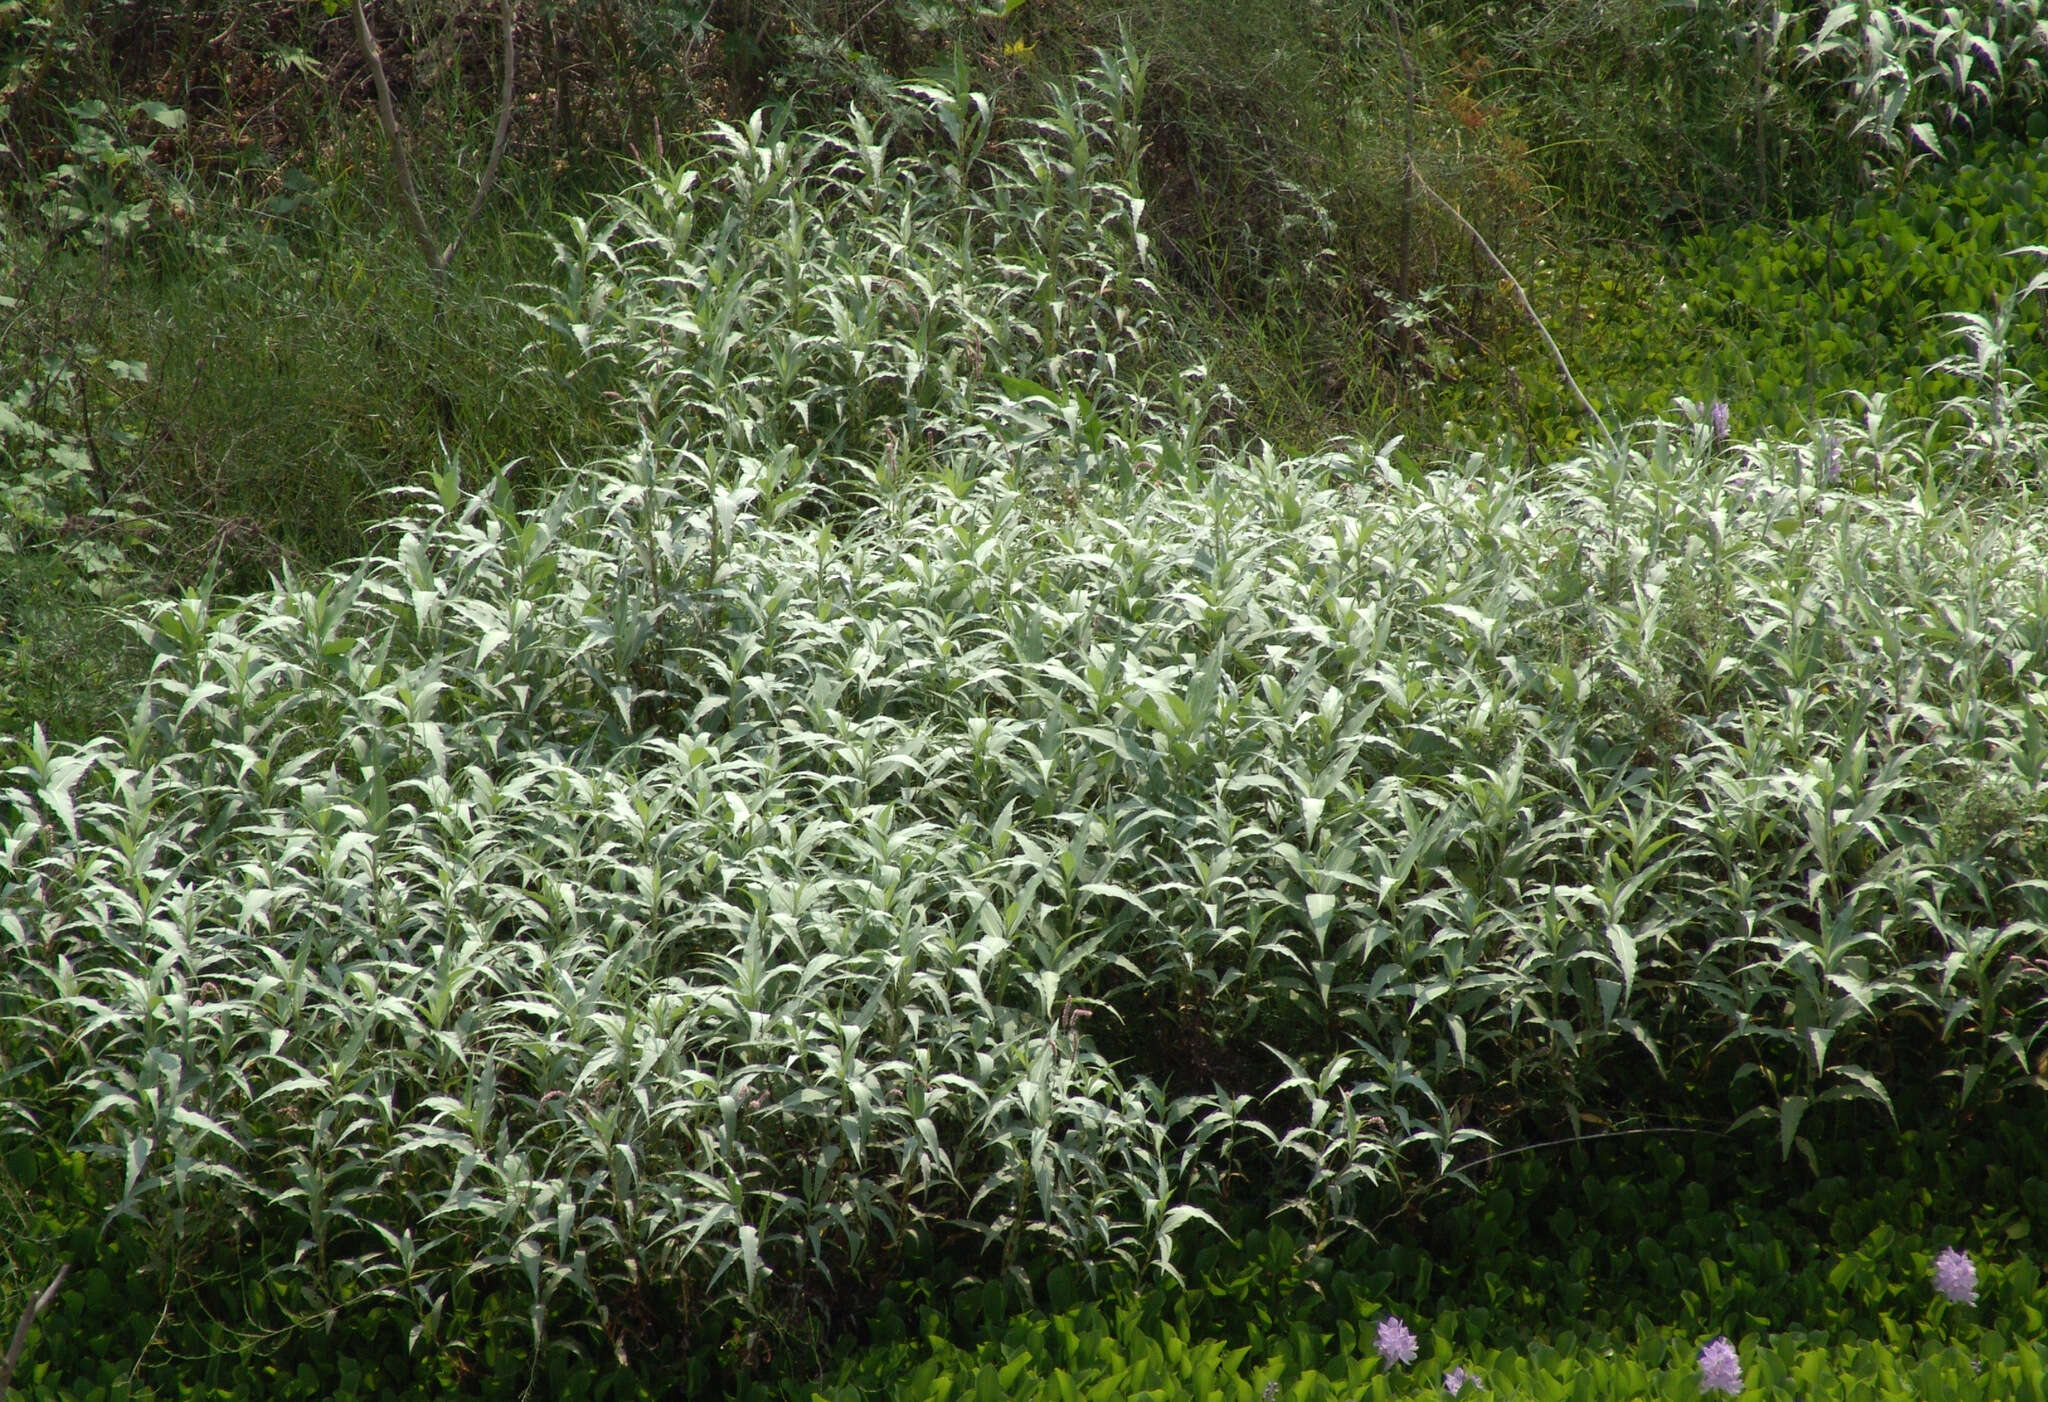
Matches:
[[1698, 1336, 1743, 1395], [1709, 400, 1730, 443], [1445, 1364, 1475, 1395], [1818, 434, 1843, 484], [1376, 1315, 1419, 1367], [1934, 1247, 1978, 1305]]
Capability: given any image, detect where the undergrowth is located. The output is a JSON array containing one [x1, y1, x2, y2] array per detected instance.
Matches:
[[0, 123, 615, 741], [1439, 137, 2048, 457], [6, 1088, 2046, 1398]]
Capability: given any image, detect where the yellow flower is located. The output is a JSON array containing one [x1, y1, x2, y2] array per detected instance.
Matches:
[[1003, 38, 1035, 61]]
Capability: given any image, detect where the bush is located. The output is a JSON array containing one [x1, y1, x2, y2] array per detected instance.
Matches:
[[8, 51, 2048, 1376]]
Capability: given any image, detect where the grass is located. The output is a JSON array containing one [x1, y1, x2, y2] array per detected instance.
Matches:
[[0, 122, 617, 743]]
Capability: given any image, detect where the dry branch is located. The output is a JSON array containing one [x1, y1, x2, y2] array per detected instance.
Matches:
[[1405, 158, 1613, 446]]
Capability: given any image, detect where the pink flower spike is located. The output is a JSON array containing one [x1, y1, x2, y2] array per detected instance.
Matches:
[[1698, 1336, 1743, 1395], [1934, 1247, 1979, 1305]]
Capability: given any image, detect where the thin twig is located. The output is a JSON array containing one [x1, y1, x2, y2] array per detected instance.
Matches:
[[1457, 1123, 1725, 1175], [1366, 1124, 1726, 1237], [1405, 157, 1613, 446], [124, 1296, 171, 1392], [1386, 3, 1418, 307], [0, 1263, 73, 1399]]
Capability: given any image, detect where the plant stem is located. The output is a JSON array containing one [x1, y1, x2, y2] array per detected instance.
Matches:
[[448, 0, 520, 268], [351, 0, 440, 270], [350, 0, 519, 277], [1387, 2, 1418, 307], [0, 1263, 73, 1400]]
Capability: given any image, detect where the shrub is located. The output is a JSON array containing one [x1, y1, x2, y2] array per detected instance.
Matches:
[[6, 46, 2048, 1381]]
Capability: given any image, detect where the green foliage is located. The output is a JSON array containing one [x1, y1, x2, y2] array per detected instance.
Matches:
[[30, 94, 187, 245], [0, 233, 159, 742], [1676, 142, 2048, 424], [1359, 1, 1834, 229], [817, 1116, 2048, 1402], [7, 51, 2048, 1386], [0, 335, 158, 589], [1095, 1, 2048, 455], [817, 1307, 2048, 1402], [8, 1097, 2039, 1391], [0, 139, 614, 740], [517, 47, 1158, 503], [0, 1140, 668, 1402], [1442, 139, 2048, 456], [0, 549, 152, 743], [1795, 0, 2048, 188], [1086, 0, 1876, 452], [8, 1062, 2044, 1399], [3, 52, 1216, 1375], [0, 0, 1076, 750], [2, 0, 663, 181], [8, 7, 2048, 1400], [1222, 1112, 2048, 1356], [0, 0, 1045, 197]]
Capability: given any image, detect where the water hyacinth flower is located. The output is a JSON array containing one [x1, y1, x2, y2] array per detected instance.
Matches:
[[1444, 1363, 1476, 1395], [1698, 1336, 1743, 1395], [1376, 1315, 1419, 1367], [1934, 1247, 1979, 1305]]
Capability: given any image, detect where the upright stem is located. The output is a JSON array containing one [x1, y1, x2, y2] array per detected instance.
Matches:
[[546, 9, 572, 154], [1388, 4, 1418, 305], [351, 0, 440, 269], [447, 0, 520, 266], [1753, 0, 1772, 215]]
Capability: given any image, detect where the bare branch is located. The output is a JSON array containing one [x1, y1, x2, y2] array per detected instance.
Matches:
[[351, 0, 520, 277], [1405, 158, 1613, 447], [0, 1263, 73, 1400]]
